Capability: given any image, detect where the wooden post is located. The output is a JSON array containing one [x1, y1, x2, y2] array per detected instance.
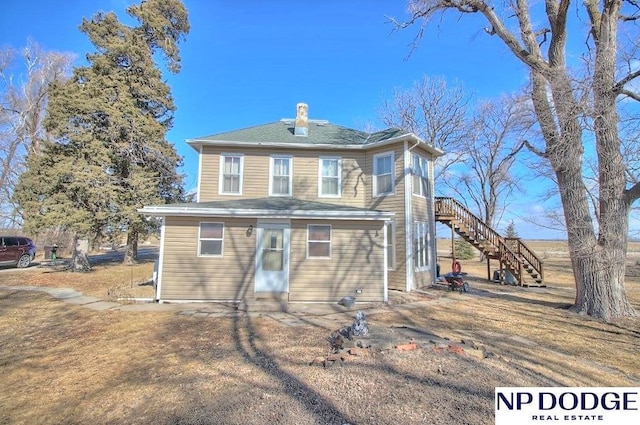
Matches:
[[450, 225, 455, 272], [486, 256, 491, 281]]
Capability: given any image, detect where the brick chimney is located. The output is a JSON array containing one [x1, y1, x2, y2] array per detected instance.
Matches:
[[294, 103, 308, 136]]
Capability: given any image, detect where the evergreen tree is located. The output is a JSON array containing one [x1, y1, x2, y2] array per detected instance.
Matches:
[[505, 220, 519, 239], [454, 238, 476, 260], [14, 0, 189, 269]]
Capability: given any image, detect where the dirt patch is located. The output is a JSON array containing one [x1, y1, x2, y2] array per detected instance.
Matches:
[[1, 246, 640, 424]]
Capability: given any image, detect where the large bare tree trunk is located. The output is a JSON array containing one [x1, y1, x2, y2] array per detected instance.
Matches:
[[70, 234, 91, 272]]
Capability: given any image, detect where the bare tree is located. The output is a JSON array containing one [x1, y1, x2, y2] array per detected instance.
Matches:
[[395, 0, 640, 320], [0, 41, 73, 227], [451, 94, 529, 232], [378, 75, 472, 185]]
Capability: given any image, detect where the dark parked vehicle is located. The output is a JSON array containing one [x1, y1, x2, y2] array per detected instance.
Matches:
[[0, 236, 36, 268]]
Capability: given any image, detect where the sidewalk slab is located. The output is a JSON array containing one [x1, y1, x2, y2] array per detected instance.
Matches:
[[64, 295, 102, 305], [83, 301, 121, 311]]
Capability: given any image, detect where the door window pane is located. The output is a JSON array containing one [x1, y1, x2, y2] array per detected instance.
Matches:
[[262, 229, 284, 271]]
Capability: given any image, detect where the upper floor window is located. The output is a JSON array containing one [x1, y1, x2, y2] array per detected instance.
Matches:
[[199, 222, 224, 257], [219, 154, 243, 195], [373, 151, 394, 196], [412, 154, 429, 197], [269, 156, 292, 196], [319, 157, 341, 197]]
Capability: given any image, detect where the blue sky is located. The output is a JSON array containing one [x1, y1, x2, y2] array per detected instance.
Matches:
[[1, 0, 567, 238]]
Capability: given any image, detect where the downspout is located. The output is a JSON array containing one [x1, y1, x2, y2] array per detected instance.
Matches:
[[156, 218, 167, 303], [383, 220, 389, 303], [428, 158, 437, 285], [404, 139, 421, 291]]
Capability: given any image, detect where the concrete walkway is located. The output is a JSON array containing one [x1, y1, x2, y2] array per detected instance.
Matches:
[[0, 284, 460, 330]]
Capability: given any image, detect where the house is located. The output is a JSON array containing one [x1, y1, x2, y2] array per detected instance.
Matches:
[[138, 103, 444, 304]]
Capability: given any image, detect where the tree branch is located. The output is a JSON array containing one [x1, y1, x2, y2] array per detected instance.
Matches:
[[627, 181, 640, 204], [614, 69, 640, 93], [523, 139, 548, 158], [620, 89, 640, 101]]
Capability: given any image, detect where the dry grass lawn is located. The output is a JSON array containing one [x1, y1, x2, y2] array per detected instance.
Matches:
[[0, 241, 639, 424]]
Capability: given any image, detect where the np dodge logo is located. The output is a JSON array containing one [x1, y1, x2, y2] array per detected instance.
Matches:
[[495, 387, 640, 425]]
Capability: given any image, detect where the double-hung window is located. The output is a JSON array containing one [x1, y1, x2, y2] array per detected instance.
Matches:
[[412, 154, 429, 196], [220, 154, 243, 195], [199, 222, 224, 256], [270, 156, 292, 196], [373, 152, 394, 196], [308, 225, 331, 258], [414, 221, 429, 270], [319, 157, 341, 197], [386, 221, 396, 270]]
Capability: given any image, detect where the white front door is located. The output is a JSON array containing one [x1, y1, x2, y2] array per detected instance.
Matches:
[[255, 222, 290, 292]]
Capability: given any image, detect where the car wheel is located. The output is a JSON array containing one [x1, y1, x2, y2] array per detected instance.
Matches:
[[17, 254, 31, 268], [462, 282, 469, 292]]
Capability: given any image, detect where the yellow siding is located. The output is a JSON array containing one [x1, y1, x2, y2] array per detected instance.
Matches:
[[288, 220, 385, 302], [187, 140, 438, 296], [199, 146, 365, 205], [160, 216, 257, 301], [364, 145, 407, 291], [160, 217, 385, 302]]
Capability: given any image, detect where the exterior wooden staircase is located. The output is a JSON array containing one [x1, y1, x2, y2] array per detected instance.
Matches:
[[434, 197, 545, 287]]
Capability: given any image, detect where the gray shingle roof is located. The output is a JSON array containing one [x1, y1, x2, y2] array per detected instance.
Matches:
[[188, 120, 408, 148], [139, 197, 395, 220]]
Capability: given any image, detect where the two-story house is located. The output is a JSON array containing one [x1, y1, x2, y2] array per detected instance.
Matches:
[[139, 103, 443, 305]]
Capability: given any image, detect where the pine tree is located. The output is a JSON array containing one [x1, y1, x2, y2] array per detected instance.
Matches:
[[505, 221, 519, 239], [454, 238, 476, 260], [14, 0, 190, 269]]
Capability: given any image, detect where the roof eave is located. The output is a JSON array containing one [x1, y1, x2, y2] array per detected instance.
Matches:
[[138, 207, 395, 221], [188, 133, 445, 157]]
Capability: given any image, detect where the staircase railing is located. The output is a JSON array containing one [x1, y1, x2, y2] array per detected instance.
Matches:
[[505, 238, 545, 283], [434, 197, 543, 285]]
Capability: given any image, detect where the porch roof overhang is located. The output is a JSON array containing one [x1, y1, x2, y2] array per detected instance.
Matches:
[[138, 197, 395, 221]]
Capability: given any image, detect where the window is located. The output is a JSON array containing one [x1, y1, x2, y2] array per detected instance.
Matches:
[[373, 152, 394, 196], [199, 222, 224, 256], [319, 157, 341, 197], [412, 154, 429, 196], [414, 221, 429, 270], [270, 156, 292, 196], [386, 221, 396, 270], [308, 225, 331, 258], [219, 154, 243, 194]]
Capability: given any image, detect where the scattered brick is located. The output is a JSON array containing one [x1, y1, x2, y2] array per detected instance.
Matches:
[[348, 347, 367, 356], [395, 342, 418, 351], [326, 353, 344, 362], [446, 344, 465, 355]]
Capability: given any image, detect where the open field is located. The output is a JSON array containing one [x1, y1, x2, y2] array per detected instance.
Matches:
[[1, 242, 639, 424]]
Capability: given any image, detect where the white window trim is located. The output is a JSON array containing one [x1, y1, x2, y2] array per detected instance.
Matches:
[[412, 153, 429, 197], [198, 221, 224, 257], [219, 153, 244, 195], [373, 151, 395, 197], [269, 155, 293, 197], [307, 224, 331, 259], [318, 156, 342, 198], [387, 220, 396, 270]]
